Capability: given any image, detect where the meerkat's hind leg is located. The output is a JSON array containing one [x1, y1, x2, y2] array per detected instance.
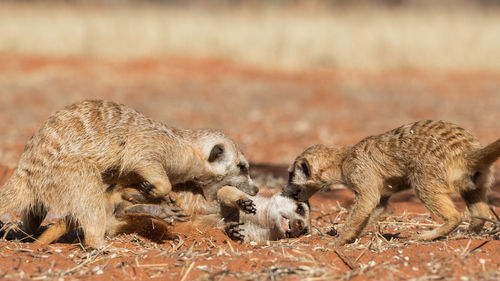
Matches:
[[412, 190, 461, 241], [461, 169, 493, 233], [74, 202, 107, 249], [35, 216, 76, 245], [225, 222, 245, 241], [123, 204, 189, 225], [65, 163, 108, 249]]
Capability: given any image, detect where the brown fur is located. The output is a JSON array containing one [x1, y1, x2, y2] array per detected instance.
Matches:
[[37, 184, 311, 244], [284, 120, 500, 245], [0, 100, 257, 248]]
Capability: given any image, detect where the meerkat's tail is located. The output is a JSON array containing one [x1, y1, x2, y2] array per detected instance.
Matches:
[[468, 138, 500, 169]]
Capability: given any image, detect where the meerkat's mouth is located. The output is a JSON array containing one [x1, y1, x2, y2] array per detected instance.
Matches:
[[281, 216, 291, 238]]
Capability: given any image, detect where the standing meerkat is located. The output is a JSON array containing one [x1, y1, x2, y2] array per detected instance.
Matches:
[[283, 120, 500, 246], [0, 100, 257, 249], [37, 184, 311, 244]]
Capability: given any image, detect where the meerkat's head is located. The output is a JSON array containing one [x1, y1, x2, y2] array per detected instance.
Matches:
[[268, 194, 311, 240], [191, 129, 258, 201], [283, 144, 349, 201]]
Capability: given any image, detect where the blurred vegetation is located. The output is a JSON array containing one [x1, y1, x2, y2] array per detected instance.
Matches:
[[1, 0, 499, 70], [1, 0, 500, 8]]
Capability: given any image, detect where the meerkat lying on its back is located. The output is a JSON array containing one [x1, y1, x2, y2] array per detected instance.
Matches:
[[0, 100, 257, 249], [219, 187, 311, 242], [38, 184, 311, 243], [283, 120, 500, 246], [127, 185, 311, 242]]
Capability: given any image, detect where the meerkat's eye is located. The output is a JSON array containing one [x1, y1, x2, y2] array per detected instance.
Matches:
[[238, 163, 248, 174], [300, 161, 310, 178], [296, 203, 305, 216]]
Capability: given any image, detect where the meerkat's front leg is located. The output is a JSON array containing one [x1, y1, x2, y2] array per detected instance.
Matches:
[[135, 164, 172, 199], [217, 185, 256, 214], [331, 187, 380, 247]]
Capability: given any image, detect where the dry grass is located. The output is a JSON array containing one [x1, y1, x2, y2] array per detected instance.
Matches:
[[0, 170, 499, 280], [1, 3, 500, 71]]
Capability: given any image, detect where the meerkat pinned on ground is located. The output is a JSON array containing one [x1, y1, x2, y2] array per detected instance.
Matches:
[[284, 120, 500, 246], [37, 184, 311, 244], [220, 187, 311, 242], [0, 100, 257, 249], [129, 185, 311, 242]]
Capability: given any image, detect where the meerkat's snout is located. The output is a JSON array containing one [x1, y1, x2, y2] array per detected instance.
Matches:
[[288, 218, 307, 237], [246, 179, 259, 195], [283, 159, 318, 201]]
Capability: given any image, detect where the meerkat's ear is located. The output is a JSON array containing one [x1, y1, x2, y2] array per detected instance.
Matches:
[[208, 144, 224, 162]]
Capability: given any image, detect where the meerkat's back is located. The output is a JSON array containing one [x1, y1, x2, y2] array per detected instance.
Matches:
[[20, 100, 172, 168], [0, 100, 184, 248], [353, 120, 480, 167]]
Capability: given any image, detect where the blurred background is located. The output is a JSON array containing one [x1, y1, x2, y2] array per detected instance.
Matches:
[[0, 0, 499, 167]]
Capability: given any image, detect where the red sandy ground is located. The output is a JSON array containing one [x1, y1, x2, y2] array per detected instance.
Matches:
[[0, 56, 499, 280]]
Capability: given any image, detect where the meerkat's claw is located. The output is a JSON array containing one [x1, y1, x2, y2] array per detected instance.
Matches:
[[123, 190, 149, 204], [237, 198, 256, 214], [164, 194, 178, 205], [226, 222, 245, 241], [136, 184, 178, 205], [141, 184, 159, 197], [326, 225, 338, 236]]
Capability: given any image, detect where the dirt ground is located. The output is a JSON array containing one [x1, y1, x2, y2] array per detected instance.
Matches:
[[0, 55, 499, 280]]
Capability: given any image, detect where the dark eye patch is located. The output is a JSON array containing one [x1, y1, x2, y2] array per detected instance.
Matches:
[[300, 162, 310, 178], [238, 163, 248, 174], [296, 203, 305, 216]]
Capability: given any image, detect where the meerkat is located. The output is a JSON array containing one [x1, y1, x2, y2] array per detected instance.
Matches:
[[0, 100, 257, 249], [128, 185, 311, 242], [283, 120, 500, 246], [37, 183, 311, 244]]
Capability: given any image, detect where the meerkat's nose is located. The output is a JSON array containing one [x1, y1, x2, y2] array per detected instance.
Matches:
[[253, 185, 259, 195], [294, 219, 304, 231]]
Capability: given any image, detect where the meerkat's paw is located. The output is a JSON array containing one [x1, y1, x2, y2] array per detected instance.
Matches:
[[123, 189, 149, 204], [326, 233, 352, 248], [123, 188, 178, 206], [236, 198, 256, 214], [408, 229, 443, 241], [141, 183, 170, 200], [141, 183, 161, 198], [225, 222, 245, 241], [124, 204, 189, 225]]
